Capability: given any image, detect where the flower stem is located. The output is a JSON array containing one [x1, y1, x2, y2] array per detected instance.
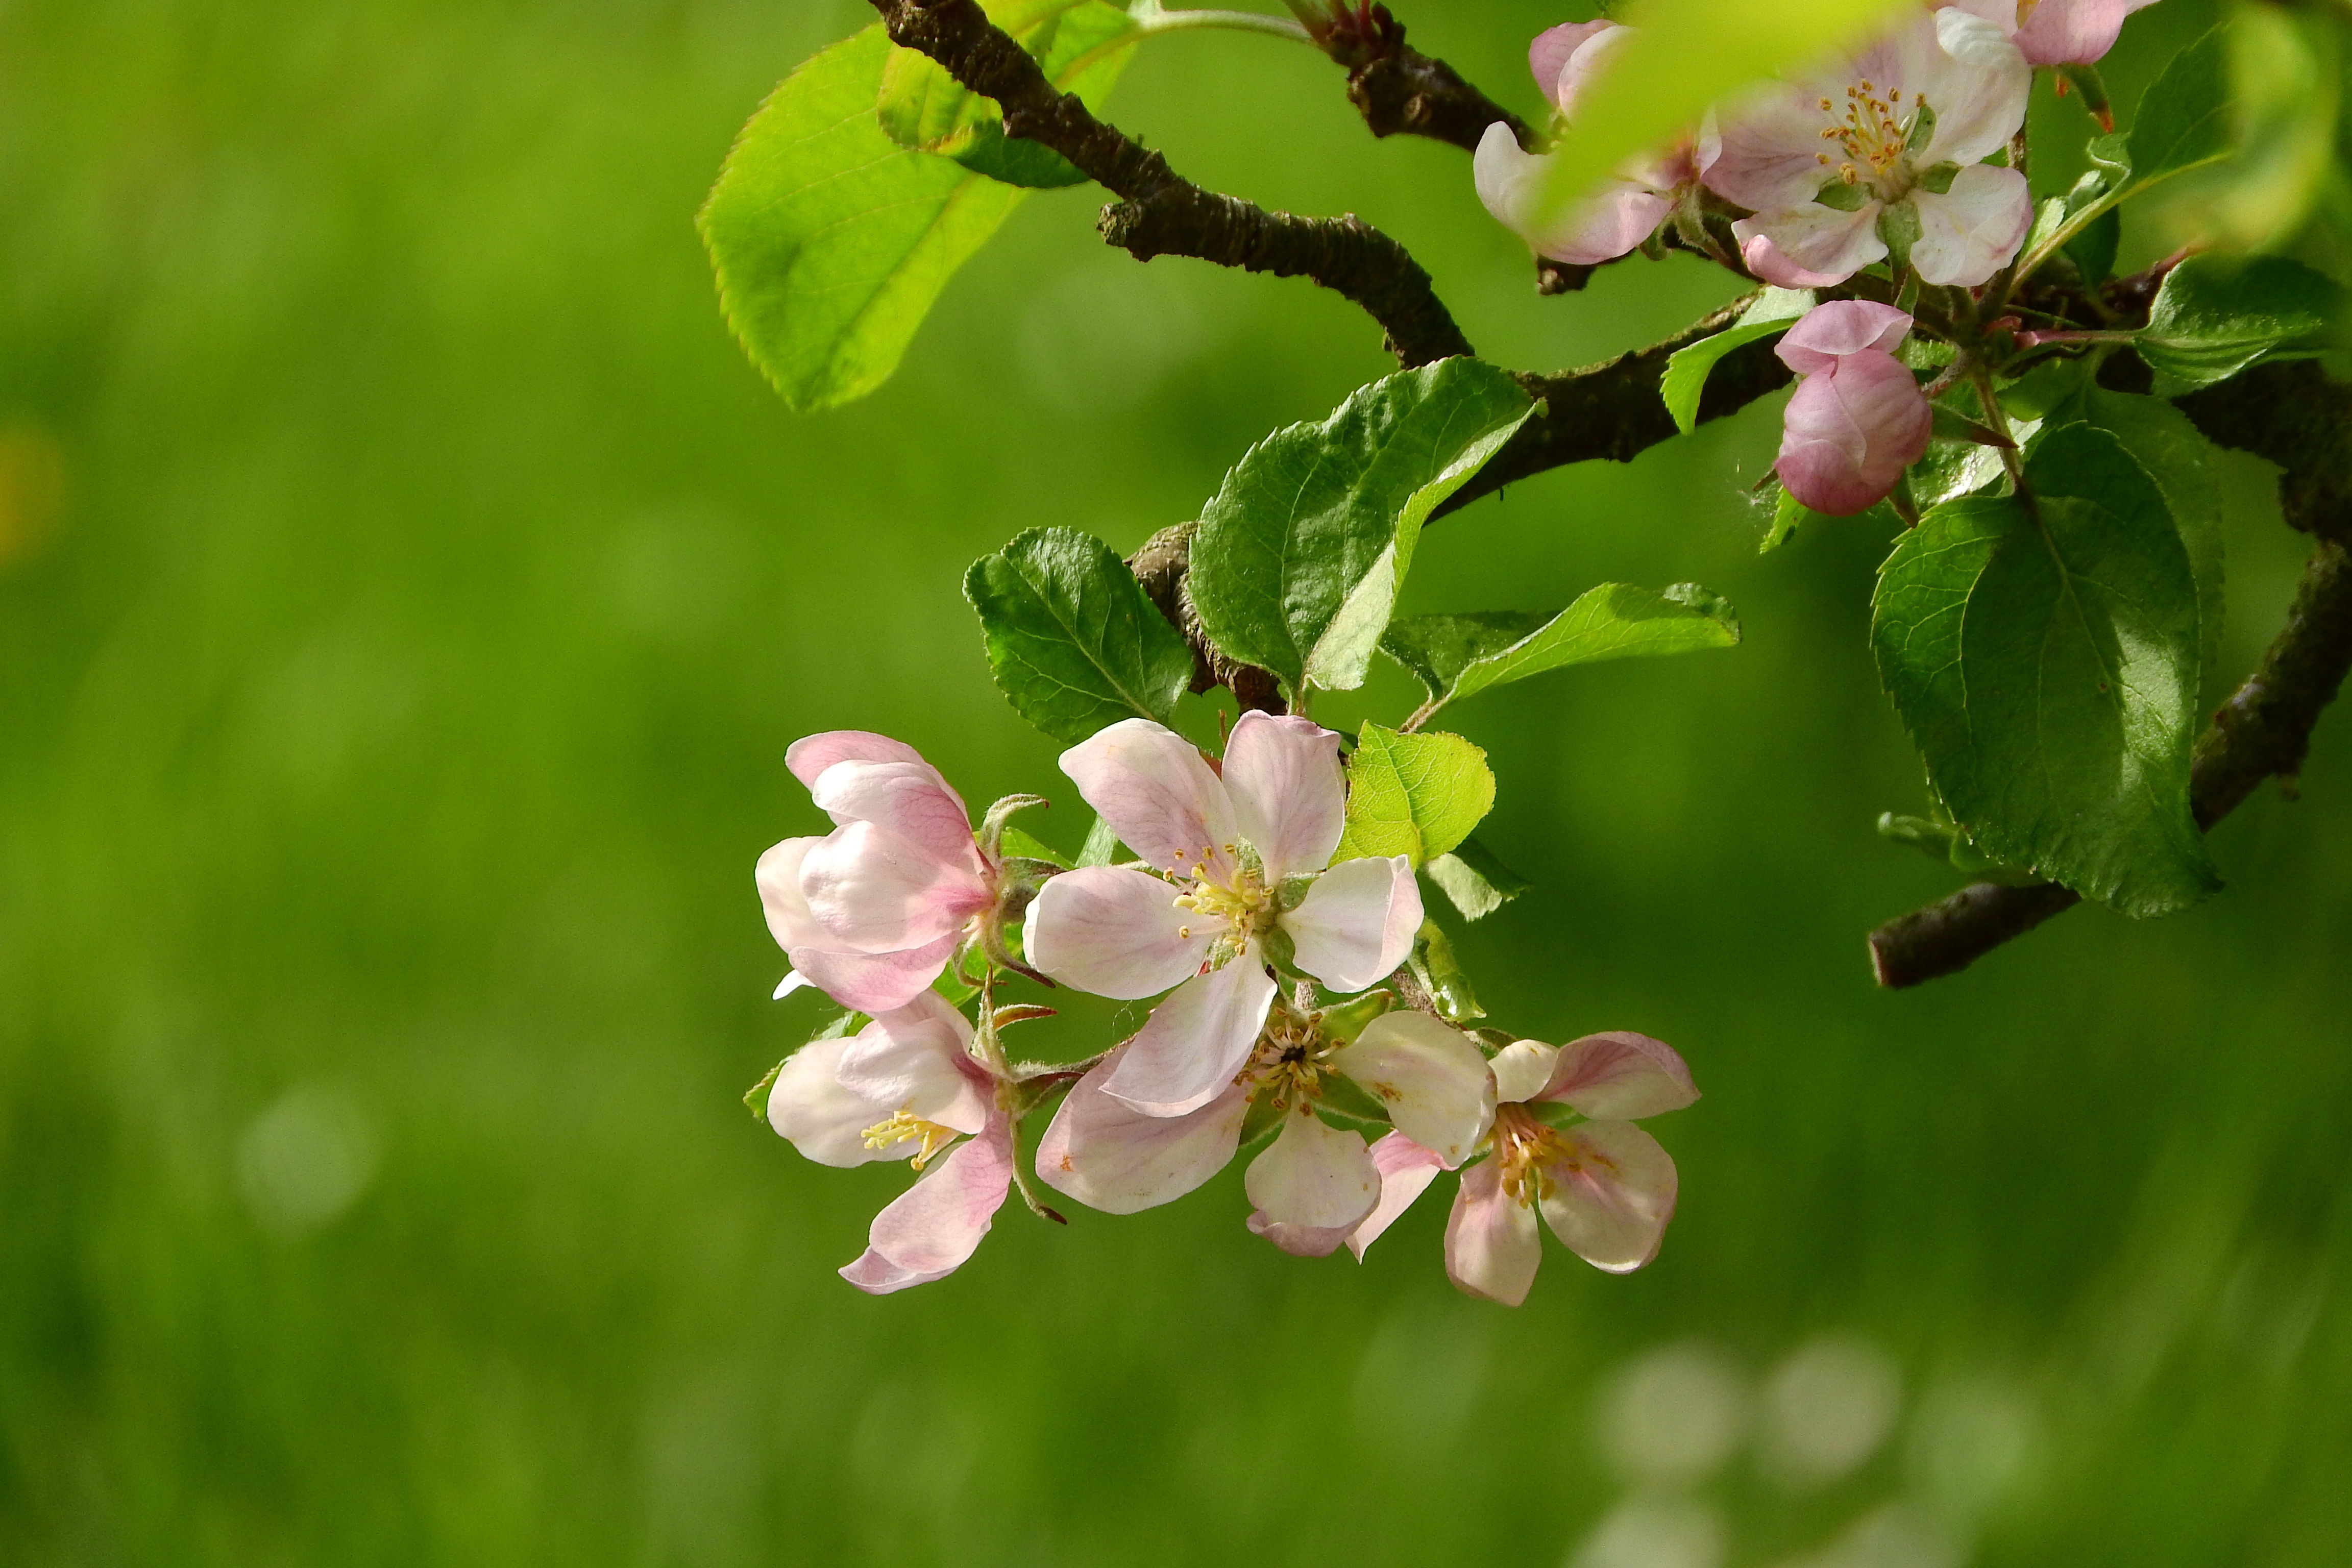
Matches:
[[1128, 0, 1315, 42]]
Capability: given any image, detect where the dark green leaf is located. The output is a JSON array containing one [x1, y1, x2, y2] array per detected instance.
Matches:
[[2074, 388, 2226, 672], [1425, 836, 1533, 922], [1871, 424, 2218, 916], [876, 0, 1137, 189], [964, 527, 1194, 744], [1658, 288, 1812, 435], [2136, 254, 2344, 394], [1189, 360, 1534, 700], [1382, 582, 1738, 721], [1333, 724, 1494, 868]]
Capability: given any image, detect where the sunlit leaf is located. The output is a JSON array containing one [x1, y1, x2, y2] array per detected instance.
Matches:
[[1659, 288, 1813, 436], [1425, 836, 1533, 922], [877, 0, 1138, 189], [1332, 724, 1494, 868], [965, 527, 1195, 743], [1382, 583, 1738, 721]]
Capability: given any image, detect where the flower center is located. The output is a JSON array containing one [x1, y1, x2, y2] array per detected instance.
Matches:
[[1814, 78, 1919, 194], [1167, 841, 1273, 952], [860, 1110, 960, 1169], [1492, 1102, 1570, 1206], [1239, 1012, 1330, 1111]]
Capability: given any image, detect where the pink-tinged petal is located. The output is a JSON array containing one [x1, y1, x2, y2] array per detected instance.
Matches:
[[1445, 1159, 1541, 1307], [1101, 958, 1277, 1117], [807, 760, 983, 878], [1488, 1040, 1559, 1106], [1035, 1051, 1248, 1213], [1244, 1110, 1380, 1233], [835, 993, 990, 1136], [786, 730, 926, 789], [1281, 854, 1420, 992], [1732, 203, 1887, 289], [1537, 1119, 1678, 1273], [841, 1117, 1015, 1294], [1530, 20, 1614, 109], [1916, 8, 2030, 163], [1474, 125, 1667, 266], [781, 932, 962, 1015], [1776, 349, 1932, 516], [772, 972, 810, 1001], [1536, 1031, 1700, 1120], [1331, 1012, 1496, 1168], [1347, 1131, 1448, 1260], [1220, 712, 1345, 882], [1026, 865, 1211, 1000], [799, 820, 991, 953], [1776, 300, 1915, 374], [1907, 165, 2033, 288], [1704, 87, 1846, 212], [755, 837, 828, 953], [1246, 1210, 1357, 1257], [1059, 718, 1238, 884], [1552, 21, 1637, 120], [765, 1036, 896, 1167]]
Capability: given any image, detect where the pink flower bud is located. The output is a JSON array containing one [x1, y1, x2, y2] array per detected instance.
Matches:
[[1773, 302, 1932, 517]]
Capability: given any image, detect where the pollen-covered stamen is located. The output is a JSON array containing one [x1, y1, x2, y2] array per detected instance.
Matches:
[[1166, 840, 1276, 961], [1491, 1102, 1571, 1206], [1816, 78, 1920, 194], [860, 1110, 960, 1169], [1239, 1011, 1333, 1113]]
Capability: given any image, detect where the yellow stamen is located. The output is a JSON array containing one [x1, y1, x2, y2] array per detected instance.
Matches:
[[860, 1110, 960, 1169]]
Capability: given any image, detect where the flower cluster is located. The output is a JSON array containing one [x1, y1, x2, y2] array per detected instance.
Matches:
[[752, 719, 1698, 1301]]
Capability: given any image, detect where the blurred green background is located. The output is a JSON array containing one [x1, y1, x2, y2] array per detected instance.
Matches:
[[5, 1, 2349, 1562]]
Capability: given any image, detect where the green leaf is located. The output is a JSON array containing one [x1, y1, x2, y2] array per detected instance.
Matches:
[[1382, 582, 1739, 721], [1659, 289, 1813, 435], [2136, 253, 2344, 395], [964, 527, 1195, 744], [2123, 25, 2234, 188], [877, 0, 1138, 189], [1760, 485, 1810, 552], [1407, 921, 1484, 1023], [1871, 424, 2218, 916], [1332, 724, 1494, 868], [2072, 388, 2226, 673], [1425, 835, 1533, 922], [997, 826, 1072, 869], [1076, 814, 1121, 867], [1188, 360, 1535, 701]]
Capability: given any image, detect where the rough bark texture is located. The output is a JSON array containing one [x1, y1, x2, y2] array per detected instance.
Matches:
[[1127, 523, 1285, 717]]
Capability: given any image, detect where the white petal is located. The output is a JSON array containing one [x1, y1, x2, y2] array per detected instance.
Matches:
[[754, 837, 828, 953], [785, 729, 926, 789], [1537, 1032, 1699, 1121], [1100, 959, 1277, 1117], [1731, 204, 1886, 289], [1537, 1119, 1679, 1273], [1553, 21, 1636, 121], [1026, 865, 1212, 999], [1058, 719, 1239, 885], [1704, 86, 1848, 212], [1475, 125, 1665, 265], [1245, 1210, 1358, 1258], [772, 972, 808, 1002], [777, 933, 962, 1016], [1330, 1012, 1496, 1168], [842, 1117, 1014, 1293], [1244, 1110, 1380, 1233], [807, 759, 983, 878], [1444, 1159, 1541, 1307], [1488, 1040, 1560, 1106], [1347, 1132, 1448, 1260], [1918, 7, 2031, 167], [1280, 855, 1420, 992], [1219, 712, 1345, 881], [834, 993, 990, 1135], [765, 1037, 896, 1168], [799, 820, 991, 953], [1906, 165, 2032, 287], [1035, 1052, 1248, 1213]]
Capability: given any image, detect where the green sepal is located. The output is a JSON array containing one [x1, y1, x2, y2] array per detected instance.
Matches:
[[1316, 990, 1395, 1046]]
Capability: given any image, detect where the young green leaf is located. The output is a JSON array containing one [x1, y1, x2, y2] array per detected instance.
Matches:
[[1382, 582, 1739, 722], [1332, 724, 1495, 868], [1188, 360, 1535, 702], [2135, 254, 2343, 395], [1658, 288, 1814, 435], [877, 0, 1138, 189], [965, 527, 1195, 743], [1871, 424, 2218, 917], [1425, 836, 1533, 922]]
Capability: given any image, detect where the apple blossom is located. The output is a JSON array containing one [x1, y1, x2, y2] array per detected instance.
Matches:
[[1773, 301, 1934, 517], [1946, 0, 2159, 66], [1705, 8, 2031, 287], [1474, 20, 1713, 267], [1025, 714, 1420, 1117], [756, 731, 997, 1014], [764, 991, 1014, 1294], [1351, 1031, 1698, 1307]]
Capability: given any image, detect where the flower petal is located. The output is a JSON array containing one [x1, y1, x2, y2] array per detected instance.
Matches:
[[1776, 300, 1914, 374], [1346, 1131, 1448, 1260], [1280, 854, 1420, 992], [799, 820, 991, 953], [1059, 718, 1238, 885], [835, 993, 990, 1135], [807, 760, 983, 878], [1245, 1210, 1358, 1258], [1552, 21, 1636, 120], [1476, 126, 1668, 265], [765, 1036, 895, 1167], [2015, 0, 2133, 67], [1100, 958, 1278, 1117], [1036, 1052, 1248, 1213], [780, 932, 962, 1015], [1732, 203, 1887, 289], [755, 836, 828, 953], [1219, 712, 1345, 881], [1444, 1159, 1541, 1307], [1330, 1012, 1496, 1168], [785, 730, 926, 788], [1244, 1110, 1380, 1233], [1537, 1119, 1678, 1273], [1488, 1040, 1560, 1106], [1777, 349, 1933, 516], [1026, 865, 1212, 1000], [841, 1117, 1015, 1294], [1917, 8, 2031, 166], [1907, 164, 2033, 288], [1535, 1031, 1700, 1120], [1705, 87, 1847, 212], [1530, 19, 1613, 109]]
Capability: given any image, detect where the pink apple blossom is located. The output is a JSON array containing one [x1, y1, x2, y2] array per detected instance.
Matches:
[[1025, 714, 1420, 1117], [1037, 1006, 1493, 1257], [756, 731, 996, 1015], [1351, 1031, 1698, 1307], [1774, 301, 1934, 517], [1475, 20, 1713, 267], [1706, 8, 2031, 287], [764, 991, 1013, 1294], [1945, 0, 2159, 66]]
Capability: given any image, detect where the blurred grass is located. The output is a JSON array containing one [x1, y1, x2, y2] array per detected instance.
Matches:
[[3, 0, 2349, 1563]]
